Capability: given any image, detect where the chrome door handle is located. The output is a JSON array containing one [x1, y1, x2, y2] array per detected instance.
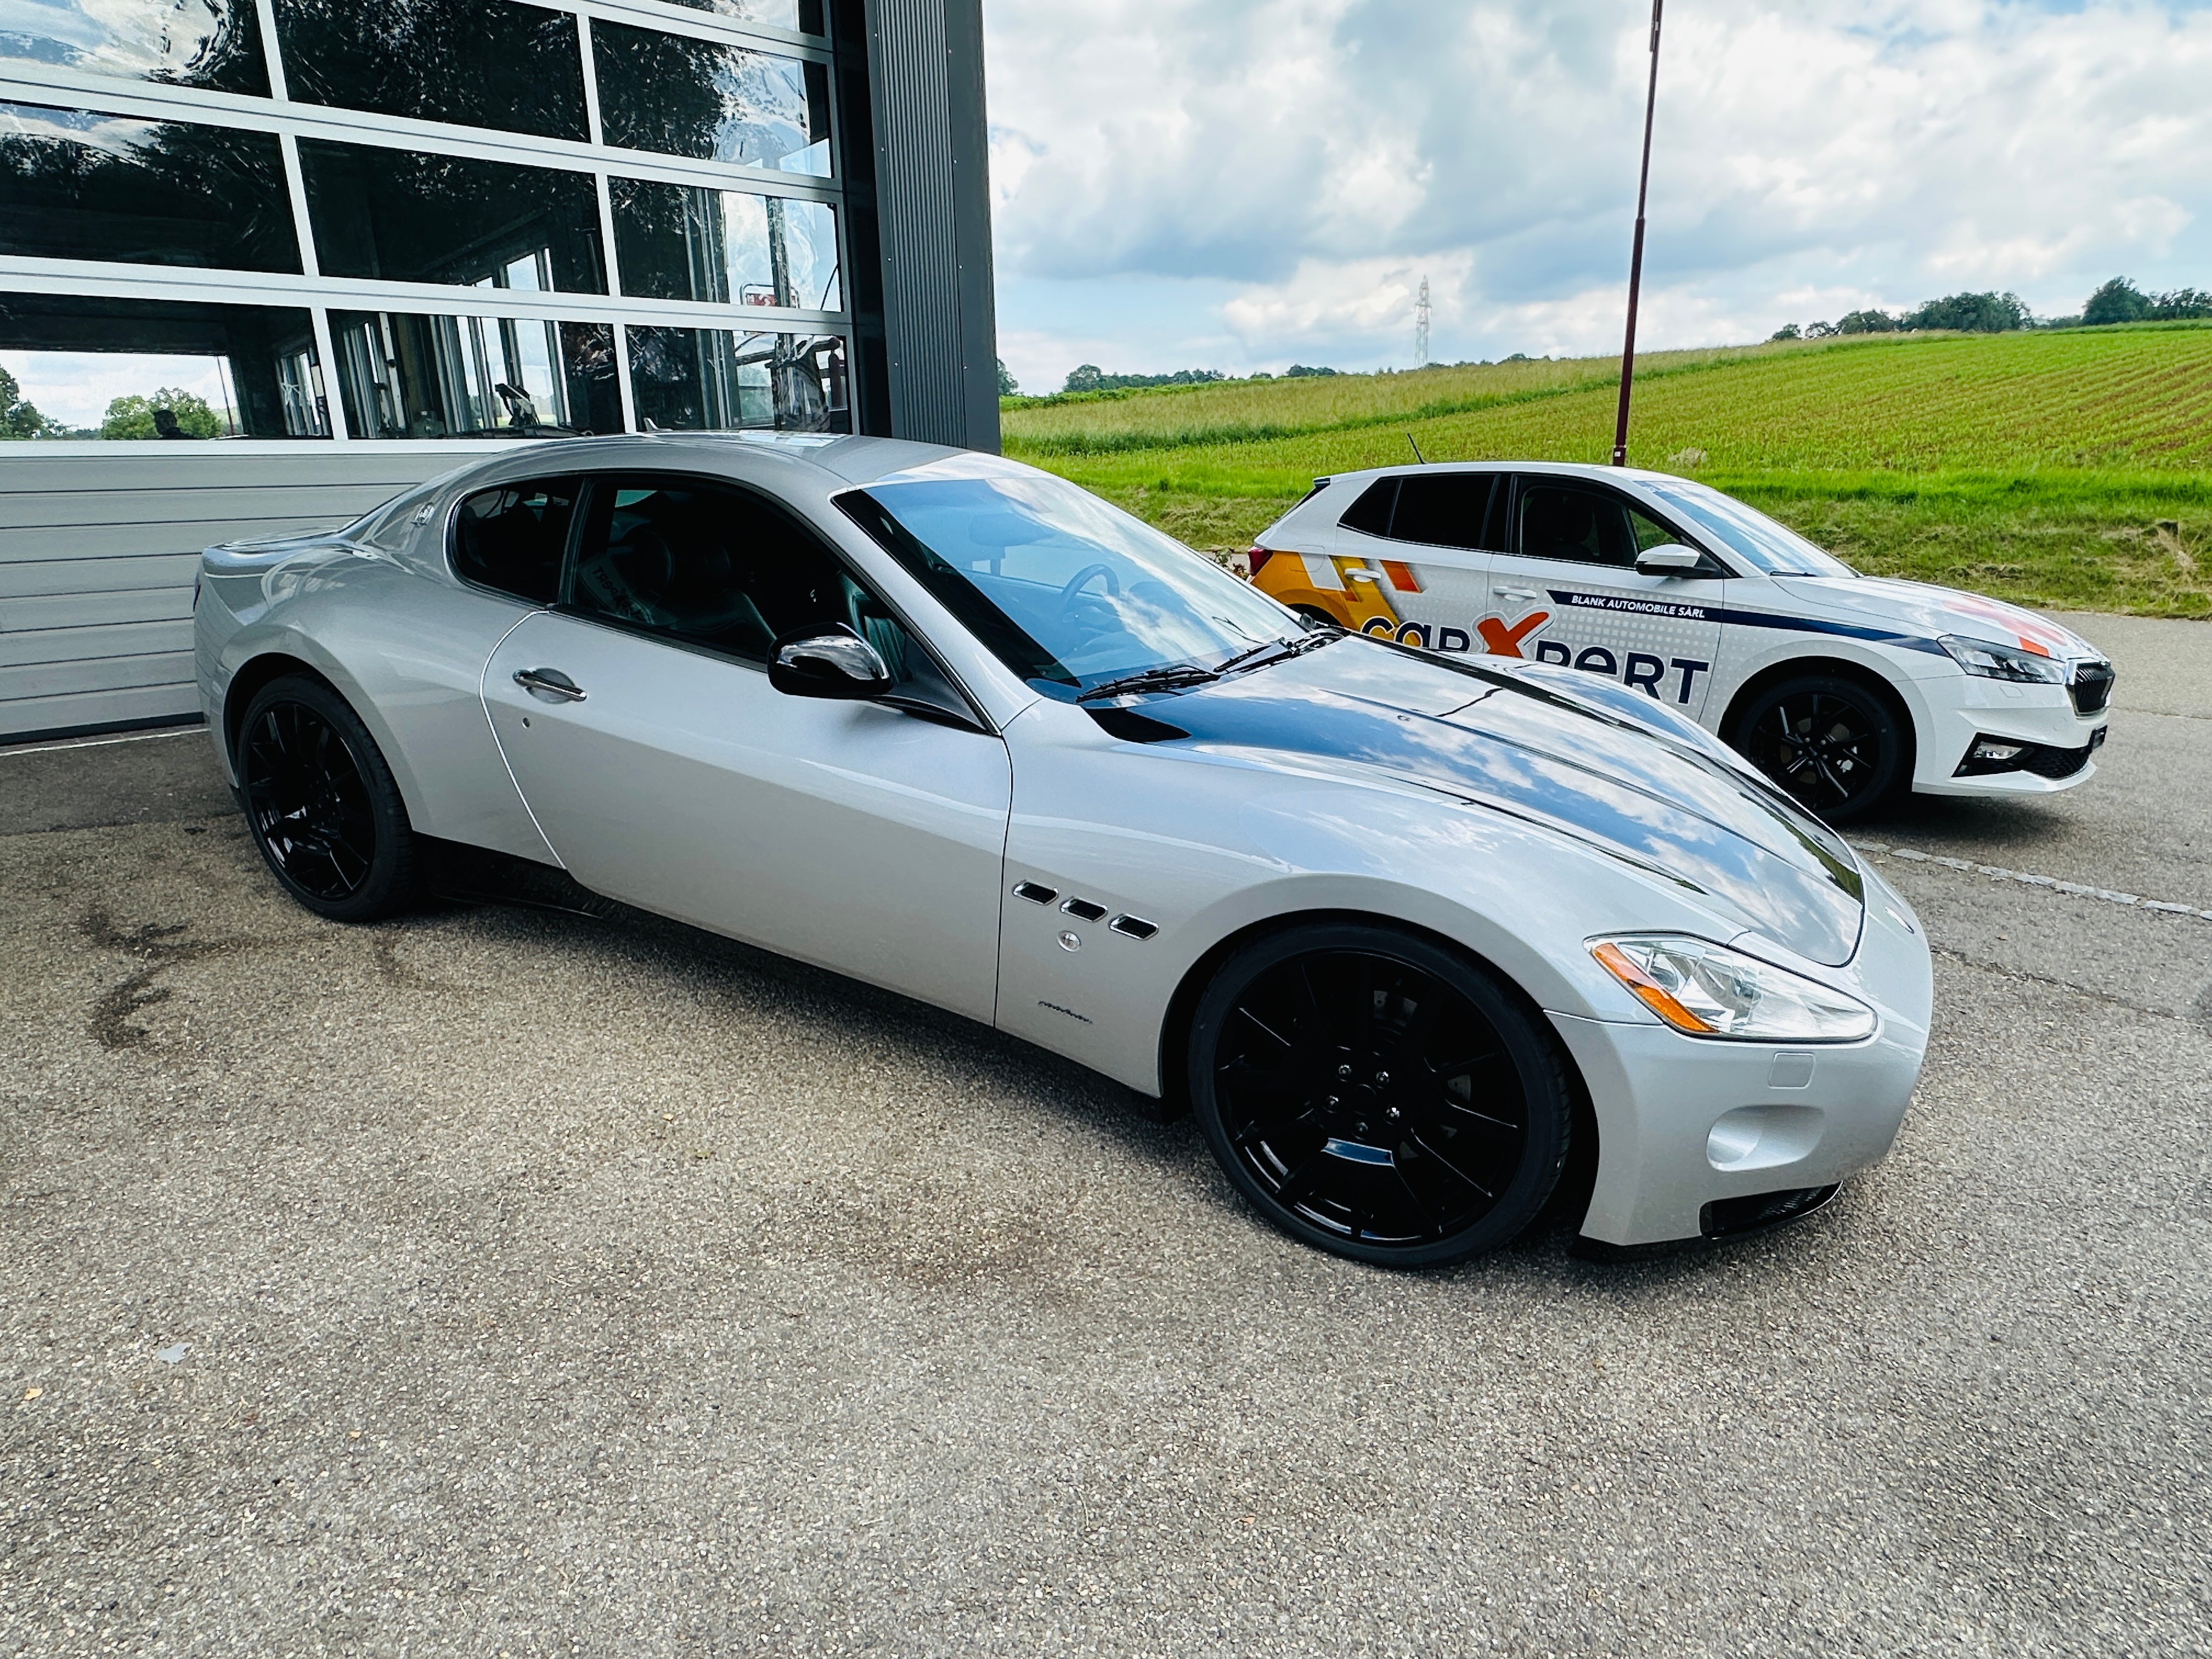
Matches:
[[514, 667, 586, 702]]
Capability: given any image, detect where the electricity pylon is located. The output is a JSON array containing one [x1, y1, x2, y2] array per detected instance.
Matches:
[[1415, 275, 1431, 368]]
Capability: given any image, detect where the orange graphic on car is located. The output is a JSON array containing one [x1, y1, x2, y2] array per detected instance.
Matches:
[[1245, 550, 1550, 658]]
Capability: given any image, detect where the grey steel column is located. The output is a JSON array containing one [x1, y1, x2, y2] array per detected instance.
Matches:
[[858, 0, 1001, 452]]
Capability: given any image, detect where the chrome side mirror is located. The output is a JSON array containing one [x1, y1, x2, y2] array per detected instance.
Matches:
[[1635, 543, 1704, 577], [768, 624, 893, 699]]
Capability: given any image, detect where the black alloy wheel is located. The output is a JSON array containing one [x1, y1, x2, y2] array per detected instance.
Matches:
[[1189, 924, 1572, 1267], [237, 674, 420, 922], [1733, 673, 1906, 824]]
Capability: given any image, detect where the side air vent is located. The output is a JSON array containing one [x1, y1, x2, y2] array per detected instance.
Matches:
[[1060, 898, 1108, 922], [1012, 881, 1058, 905], [1109, 915, 1158, 941]]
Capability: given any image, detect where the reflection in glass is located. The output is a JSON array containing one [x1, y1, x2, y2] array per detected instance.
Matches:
[[592, 20, 830, 176], [0, 0, 269, 95], [611, 179, 838, 312], [270, 0, 586, 142], [299, 139, 605, 294], [0, 101, 300, 273], [329, 311, 619, 439], [0, 292, 325, 438], [627, 327, 847, 432], [658, 0, 824, 34]]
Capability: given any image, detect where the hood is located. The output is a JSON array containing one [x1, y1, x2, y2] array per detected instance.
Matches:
[[1773, 574, 2100, 663], [1106, 637, 1867, 966]]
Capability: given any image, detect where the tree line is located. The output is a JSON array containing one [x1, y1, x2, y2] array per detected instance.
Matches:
[[0, 369, 227, 441], [1771, 275, 2212, 341]]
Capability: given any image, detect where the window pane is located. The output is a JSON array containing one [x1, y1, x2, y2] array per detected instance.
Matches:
[[611, 178, 839, 311], [592, 20, 830, 176], [271, 0, 586, 142], [453, 478, 574, 603], [627, 327, 849, 432], [656, 0, 825, 35], [0, 0, 269, 95], [1516, 484, 1637, 568], [329, 311, 619, 439], [0, 292, 326, 439], [300, 139, 605, 293], [1338, 478, 1395, 536], [1391, 473, 1494, 550], [0, 101, 300, 274]]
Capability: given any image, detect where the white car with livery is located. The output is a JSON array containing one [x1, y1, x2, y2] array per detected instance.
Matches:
[[1247, 461, 2115, 821]]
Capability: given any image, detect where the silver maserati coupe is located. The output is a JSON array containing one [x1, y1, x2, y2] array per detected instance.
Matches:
[[195, 434, 1932, 1266]]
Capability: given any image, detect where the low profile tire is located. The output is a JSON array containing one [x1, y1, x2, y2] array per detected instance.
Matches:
[[1730, 673, 1907, 824], [1188, 923, 1572, 1268], [236, 674, 420, 922]]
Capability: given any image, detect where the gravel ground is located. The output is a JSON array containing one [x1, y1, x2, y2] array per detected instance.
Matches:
[[2, 614, 2207, 1658]]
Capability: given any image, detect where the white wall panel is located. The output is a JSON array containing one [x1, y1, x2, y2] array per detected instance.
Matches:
[[0, 447, 462, 740]]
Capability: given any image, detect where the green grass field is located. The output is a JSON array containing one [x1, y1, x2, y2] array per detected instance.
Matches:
[[1001, 323, 2212, 618]]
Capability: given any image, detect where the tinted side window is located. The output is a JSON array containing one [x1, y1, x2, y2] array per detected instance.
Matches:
[[452, 480, 575, 603], [1339, 479, 1397, 536], [571, 477, 971, 716], [1391, 473, 1496, 551], [1515, 482, 1639, 568]]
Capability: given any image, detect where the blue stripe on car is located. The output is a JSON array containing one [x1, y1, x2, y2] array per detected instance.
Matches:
[[1544, 591, 1950, 656]]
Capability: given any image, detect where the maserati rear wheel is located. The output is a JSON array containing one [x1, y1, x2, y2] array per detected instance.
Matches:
[[236, 674, 420, 922], [1188, 923, 1572, 1267]]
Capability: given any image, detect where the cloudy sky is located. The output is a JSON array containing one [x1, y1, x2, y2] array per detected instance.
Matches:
[[980, 0, 2212, 392]]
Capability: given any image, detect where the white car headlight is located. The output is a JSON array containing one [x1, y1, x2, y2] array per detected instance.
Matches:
[[1939, 634, 2066, 685], [1590, 935, 1877, 1042]]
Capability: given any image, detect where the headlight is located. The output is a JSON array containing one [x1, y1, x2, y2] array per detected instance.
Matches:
[[1590, 935, 1877, 1042], [1939, 634, 2065, 685]]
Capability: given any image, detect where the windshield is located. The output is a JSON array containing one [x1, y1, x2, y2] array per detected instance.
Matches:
[[839, 471, 1311, 696], [1641, 479, 1857, 578]]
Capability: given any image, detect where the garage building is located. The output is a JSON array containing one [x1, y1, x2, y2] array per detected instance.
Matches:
[[0, 0, 997, 741]]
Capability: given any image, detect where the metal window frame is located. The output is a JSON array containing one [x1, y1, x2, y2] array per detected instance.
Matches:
[[0, 0, 856, 443]]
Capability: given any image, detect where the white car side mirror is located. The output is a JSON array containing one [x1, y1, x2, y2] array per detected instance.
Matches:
[[1635, 543, 1703, 577]]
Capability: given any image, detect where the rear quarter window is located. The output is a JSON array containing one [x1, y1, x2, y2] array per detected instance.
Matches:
[[450, 478, 577, 604]]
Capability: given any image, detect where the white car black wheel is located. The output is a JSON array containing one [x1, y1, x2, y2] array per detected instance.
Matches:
[[1733, 674, 1906, 824]]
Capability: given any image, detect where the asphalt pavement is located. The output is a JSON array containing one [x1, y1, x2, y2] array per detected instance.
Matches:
[[2, 614, 2207, 1658]]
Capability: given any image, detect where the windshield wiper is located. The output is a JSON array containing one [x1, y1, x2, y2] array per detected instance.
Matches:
[[1213, 630, 1336, 676], [1074, 663, 1221, 702]]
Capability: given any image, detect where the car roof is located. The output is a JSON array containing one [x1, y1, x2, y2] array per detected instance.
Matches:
[[1318, 459, 1683, 488], [438, 430, 975, 495]]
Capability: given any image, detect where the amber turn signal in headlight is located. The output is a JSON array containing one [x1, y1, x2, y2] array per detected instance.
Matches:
[[1591, 936, 1877, 1042]]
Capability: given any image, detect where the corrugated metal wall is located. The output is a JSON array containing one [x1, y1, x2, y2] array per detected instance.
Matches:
[[864, 0, 998, 453], [0, 447, 453, 742]]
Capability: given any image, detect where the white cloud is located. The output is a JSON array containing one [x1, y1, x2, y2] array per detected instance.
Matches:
[[981, 0, 2212, 388]]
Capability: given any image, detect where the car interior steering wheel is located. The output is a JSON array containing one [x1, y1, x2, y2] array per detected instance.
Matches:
[[1058, 562, 1121, 612]]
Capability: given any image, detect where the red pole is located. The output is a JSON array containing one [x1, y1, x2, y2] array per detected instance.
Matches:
[[1612, 0, 1663, 467]]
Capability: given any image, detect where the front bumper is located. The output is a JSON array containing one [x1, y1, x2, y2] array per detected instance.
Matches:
[[1549, 874, 1933, 1248], [1909, 667, 2110, 798]]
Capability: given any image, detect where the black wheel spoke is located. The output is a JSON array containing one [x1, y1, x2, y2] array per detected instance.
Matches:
[[1208, 945, 1538, 1255], [240, 697, 379, 903]]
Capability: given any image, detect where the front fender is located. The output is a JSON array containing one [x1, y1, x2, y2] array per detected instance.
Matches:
[[995, 703, 1741, 1096]]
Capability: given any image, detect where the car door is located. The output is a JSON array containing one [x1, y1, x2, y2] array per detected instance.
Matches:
[[1483, 475, 1728, 717], [481, 471, 1013, 1023], [1332, 470, 1500, 656]]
